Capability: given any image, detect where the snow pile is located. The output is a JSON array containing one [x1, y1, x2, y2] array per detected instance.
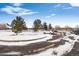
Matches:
[[51, 34, 78, 56], [52, 42, 74, 56]]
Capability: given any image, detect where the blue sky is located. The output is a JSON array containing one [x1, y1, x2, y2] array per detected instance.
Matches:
[[0, 3, 79, 28]]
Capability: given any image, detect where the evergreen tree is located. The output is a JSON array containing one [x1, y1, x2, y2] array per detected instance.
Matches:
[[49, 23, 52, 30], [33, 19, 41, 31], [11, 16, 26, 35], [43, 22, 48, 30]]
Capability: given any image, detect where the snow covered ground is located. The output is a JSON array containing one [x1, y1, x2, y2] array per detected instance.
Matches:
[[0, 51, 21, 56], [0, 30, 79, 56], [0, 30, 53, 46], [0, 30, 49, 41], [32, 34, 79, 56]]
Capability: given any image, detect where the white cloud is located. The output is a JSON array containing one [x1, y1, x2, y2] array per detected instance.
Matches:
[[63, 7, 72, 9], [12, 3, 22, 7], [45, 14, 56, 18], [54, 4, 65, 8], [70, 3, 79, 7], [54, 4, 72, 10], [54, 4, 61, 8], [1, 6, 38, 16]]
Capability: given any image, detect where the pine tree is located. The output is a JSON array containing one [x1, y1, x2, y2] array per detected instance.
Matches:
[[33, 19, 41, 31], [11, 16, 26, 35], [49, 23, 52, 30], [43, 22, 48, 30]]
